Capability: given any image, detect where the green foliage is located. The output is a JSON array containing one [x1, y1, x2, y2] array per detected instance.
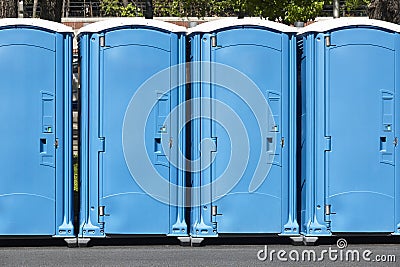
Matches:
[[100, 0, 371, 24], [285, 1, 325, 24], [344, 0, 370, 12], [224, 0, 325, 23], [153, 0, 184, 17], [246, 0, 287, 21], [100, 0, 120, 16], [154, 0, 242, 17], [100, 0, 143, 17], [120, 3, 143, 17]]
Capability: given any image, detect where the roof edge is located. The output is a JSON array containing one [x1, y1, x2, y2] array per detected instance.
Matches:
[[187, 17, 297, 34], [0, 18, 73, 33], [77, 18, 186, 35], [297, 17, 400, 34]]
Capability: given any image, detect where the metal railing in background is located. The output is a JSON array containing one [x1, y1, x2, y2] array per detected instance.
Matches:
[[322, 1, 369, 17], [24, 0, 101, 18], [66, 0, 101, 17]]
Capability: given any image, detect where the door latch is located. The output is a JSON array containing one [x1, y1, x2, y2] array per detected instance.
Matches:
[[169, 137, 173, 148], [280, 137, 285, 147], [99, 206, 105, 216], [211, 206, 222, 216], [394, 137, 398, 147], [325, 204, 331, 215], [99, 36, 105, 47], [325, 36, 331, 47], [99, 206, 109, 216], [54, 138, 59, 149], [211, 36, 217, 47], [325, 204, 336, 215], [212, 206, 218, 216]]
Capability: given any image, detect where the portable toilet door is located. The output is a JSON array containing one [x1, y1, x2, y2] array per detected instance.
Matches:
[[78, 18, 188, 246], [0, 19, 74, 243], [188, 18, 299, 244], [298, 18, 400, 242]]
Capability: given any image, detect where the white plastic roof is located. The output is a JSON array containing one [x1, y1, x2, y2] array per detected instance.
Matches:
[[78, 17, 186, 35], [187, 17, 297, 34], [298, 17, 400, 34], [0, 18, 73, 33]]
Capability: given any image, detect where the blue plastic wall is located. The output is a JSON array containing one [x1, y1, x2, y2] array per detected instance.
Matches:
[[79, 25, 187, 238], [299, 26, 400, 236], [189, 26, 298, 237], [0, 25, 74, 237]]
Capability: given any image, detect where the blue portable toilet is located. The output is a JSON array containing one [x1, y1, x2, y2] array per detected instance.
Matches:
[[188, 18, 299, 245], [0, 19, 75, 245], [78, 18, 188, 246], [298, 18, 400, 243]]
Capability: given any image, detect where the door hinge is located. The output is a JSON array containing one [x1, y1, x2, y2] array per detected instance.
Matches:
[[394, 137, 398, 147], [211, 36, 217, 47], [211, 137, 217, 152], [98, 137, 105, 152], [325, 136, 332, 151], [280, 137, 285, 148], [99, 36, 105, 47]]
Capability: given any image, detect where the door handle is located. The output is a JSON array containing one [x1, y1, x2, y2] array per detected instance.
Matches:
[[155, 138, 161, 153], [380, 136, 387, 152], [267, 137, 273, 152], [40, 138, 47, 153]]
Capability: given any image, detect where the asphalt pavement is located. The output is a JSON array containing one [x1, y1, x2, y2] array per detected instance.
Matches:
[[0, 237, 399, 266]]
